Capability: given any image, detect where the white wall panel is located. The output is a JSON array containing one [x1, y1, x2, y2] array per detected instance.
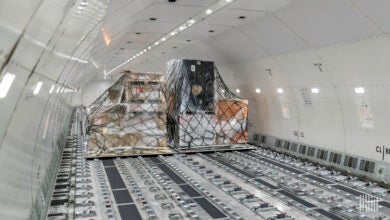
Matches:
[[183, 22, 231, 37], [217, 34, 390, 163], [214, 28, 268, 62], [221, 55, 299, 140], [0, 0, 42, 31], [229, 0, 295, 11], [318, 35, 390, 85], [194, 38, 235, 64], [275, 50, 331, 86], [0, 67, 31, 143], [260, 86, 300, 139], [353, 0, 390, 33], [240, 15, 307, 55], [0, 0, 109, 218], [272, 50, 347, 149], [177, 47, 210, 61], [207, 8, 265, 26], [154, 0, 212, 7], [275, 0, 379, 46], [131, 21, 180, 34], [297, 87, 346, 150], [133, 4, 202, 23]]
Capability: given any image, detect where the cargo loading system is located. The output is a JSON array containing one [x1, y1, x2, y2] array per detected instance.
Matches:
[[46, 110, 390, 220]]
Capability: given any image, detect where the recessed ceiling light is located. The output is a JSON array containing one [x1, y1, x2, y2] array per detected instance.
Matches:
[[277, 88, 283, 94], [33, 81, 43, 95], [311, 88, 319, 94], [148, 46, 151, 50], [105, 0, 235, 76], [49, 85, 55, 94], [236, 89, 240, 93], [354, 87, 365, 94], [0, 72, 15, 99], [143, 49, 147, 52], [255, 88, 261, 93]]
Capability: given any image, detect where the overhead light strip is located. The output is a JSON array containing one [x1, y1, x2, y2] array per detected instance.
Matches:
[[33, 81, 43, 95], [0, 73, 16, 99], [105, 0, 236, 76], [49, 85, 55, 94], [355, 87, 365, 94]]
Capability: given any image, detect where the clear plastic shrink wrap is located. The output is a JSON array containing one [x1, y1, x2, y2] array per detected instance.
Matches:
[[86, 72, 170, 157], [86, 60, 248, 157], [165, 59, 248, 149]]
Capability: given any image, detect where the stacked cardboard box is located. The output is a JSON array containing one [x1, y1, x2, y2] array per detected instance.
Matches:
[[126, 83, 162, 100], [87, 72, 170, 157], [215, 99, 248, 144]]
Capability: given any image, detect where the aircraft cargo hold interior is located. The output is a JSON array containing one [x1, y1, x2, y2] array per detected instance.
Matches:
[[1, 0, 390, 219]]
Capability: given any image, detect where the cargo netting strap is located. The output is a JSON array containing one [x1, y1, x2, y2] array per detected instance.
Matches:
[[87, 72, 169, 156], [86, 60, 248, 156], [165, 59, 248, 148]]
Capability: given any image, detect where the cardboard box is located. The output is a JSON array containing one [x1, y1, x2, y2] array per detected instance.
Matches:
[[128, 103, 166, 112], [125, 72, 164, 82], [108, 89, 121, 102], [158, 137, 167, 147], [117, 133, 142, 146], [87, 72, 170, 157], [127, 84, 162, 100], [216, 99, 248, 121]]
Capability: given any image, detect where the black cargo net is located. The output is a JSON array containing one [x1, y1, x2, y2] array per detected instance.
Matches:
[[166, 59, 248, 149], [86, 60, 248, 157]]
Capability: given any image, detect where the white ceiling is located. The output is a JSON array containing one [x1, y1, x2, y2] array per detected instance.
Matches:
[[2, 0, 389, 88], [85, 0, 295, 82], [74, 0, 390, 86], [274, 0, 380, 46]]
